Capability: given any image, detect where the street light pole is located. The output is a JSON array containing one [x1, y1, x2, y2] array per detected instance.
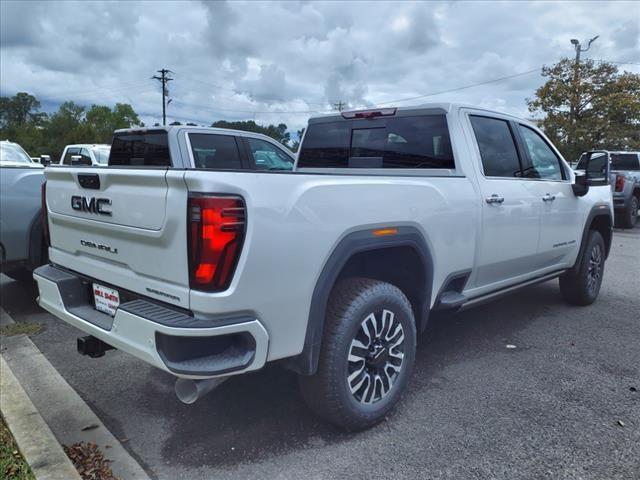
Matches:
[[569, 36, 598, 154]]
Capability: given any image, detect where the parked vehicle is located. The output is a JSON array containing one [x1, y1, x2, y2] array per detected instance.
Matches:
[[0, 140, 47, 281], [59, 144, 111, 166], [577, 151, 639, 228], [34, 104, 613, 430]]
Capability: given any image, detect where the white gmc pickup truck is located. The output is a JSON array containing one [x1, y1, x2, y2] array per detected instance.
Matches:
[[35, 103, 613, 430]]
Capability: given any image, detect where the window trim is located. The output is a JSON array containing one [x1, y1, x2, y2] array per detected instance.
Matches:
[[185, 132, 248, 170], [514, 123, 568, 182]]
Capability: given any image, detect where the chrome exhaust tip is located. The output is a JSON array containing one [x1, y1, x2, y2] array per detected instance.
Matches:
[[174, 377, 227, 405]]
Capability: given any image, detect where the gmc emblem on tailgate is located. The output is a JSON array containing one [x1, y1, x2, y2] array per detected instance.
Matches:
[[71, 196, 112, 216]]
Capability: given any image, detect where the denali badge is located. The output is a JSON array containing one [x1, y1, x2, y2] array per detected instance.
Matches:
[[71, 196, 112, 216], [80, 239, 118, 254]]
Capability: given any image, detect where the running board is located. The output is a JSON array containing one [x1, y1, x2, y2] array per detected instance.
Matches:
[[460, 270, 566, 311], [435, 291, 467, 311]]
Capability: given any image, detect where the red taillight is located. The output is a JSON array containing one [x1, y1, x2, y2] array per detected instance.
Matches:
[[341, 108, 397, 119], [188, 195, 246, 292], [41, 181, 50, 246], [614, 174, 625, 192]]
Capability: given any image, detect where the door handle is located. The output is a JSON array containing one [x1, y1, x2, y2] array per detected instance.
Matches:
[[542, 194, 556, 202], [486, 194, 505, 205]]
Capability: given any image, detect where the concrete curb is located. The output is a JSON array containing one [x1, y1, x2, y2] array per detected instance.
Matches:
[[1, 306, 151, 480], [1, 355, 81, 480]]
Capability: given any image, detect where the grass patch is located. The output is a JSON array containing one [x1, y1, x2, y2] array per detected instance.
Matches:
[[0, 322, 43, 337], [0, 414, 35, 480]]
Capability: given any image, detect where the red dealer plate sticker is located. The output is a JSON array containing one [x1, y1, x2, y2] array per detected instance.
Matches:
[[93, 283, 120, 317]]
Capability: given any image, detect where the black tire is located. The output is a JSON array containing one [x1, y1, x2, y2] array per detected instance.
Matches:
[[3, 268, 34, 283], [299, 277, 416, 431], [620, 196, 638, 229], [559, 230, 605, 306]]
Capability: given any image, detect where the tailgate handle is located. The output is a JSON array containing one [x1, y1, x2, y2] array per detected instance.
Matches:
[[78, 174, 100, 190]]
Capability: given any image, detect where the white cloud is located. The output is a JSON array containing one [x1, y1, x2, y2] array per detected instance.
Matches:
[[1, 0, 638, 131]]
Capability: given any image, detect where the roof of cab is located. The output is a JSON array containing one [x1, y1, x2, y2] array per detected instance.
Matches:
[[307, 102, 533, 125]]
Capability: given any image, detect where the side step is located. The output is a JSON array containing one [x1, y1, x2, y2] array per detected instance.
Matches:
[[435, 291, 467, 311]]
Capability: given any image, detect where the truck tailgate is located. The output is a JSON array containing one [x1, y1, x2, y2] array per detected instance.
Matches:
[[45, 167, 190, 308]]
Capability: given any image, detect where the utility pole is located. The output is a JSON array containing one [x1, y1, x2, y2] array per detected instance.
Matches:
[[152, 68, 174, 126], [333, 101, 346, 112]]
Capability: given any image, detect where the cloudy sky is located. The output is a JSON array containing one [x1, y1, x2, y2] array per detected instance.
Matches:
[[1, 0, 639, 132]]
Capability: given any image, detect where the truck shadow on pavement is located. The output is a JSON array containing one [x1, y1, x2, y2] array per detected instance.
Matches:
[[141, 282, 564, 468], [1, 275, 574, 470]]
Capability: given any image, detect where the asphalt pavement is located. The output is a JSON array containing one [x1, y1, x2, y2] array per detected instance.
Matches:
[[1, 228, 638, 480]]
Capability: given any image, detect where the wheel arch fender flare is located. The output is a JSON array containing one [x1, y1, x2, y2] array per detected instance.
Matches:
[[286, 226, 434, 376], [576, 204, 613, 266]]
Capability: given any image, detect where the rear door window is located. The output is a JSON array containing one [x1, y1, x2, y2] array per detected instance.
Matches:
[[109, 131, 171, 167], [470, 116, 522, 178], [298, 115, 455, 169], [189, 134, 242, 170]]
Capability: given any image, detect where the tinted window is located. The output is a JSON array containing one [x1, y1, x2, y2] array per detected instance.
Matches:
[[517, 125, 564, 180], [246, 137, 294, 171], [611, 153, 640, 171], [63, 147, 80, 165], [298, 115, 455, 169], [190, 134, 241, 170], [298, 122, 350, 168], [110, 131, 171, 167], [470, 116, 522, 177]]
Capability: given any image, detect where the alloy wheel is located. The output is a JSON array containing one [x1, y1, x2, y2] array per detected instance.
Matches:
[[586, 243, 603, 296], [347, 309, 405, 404]]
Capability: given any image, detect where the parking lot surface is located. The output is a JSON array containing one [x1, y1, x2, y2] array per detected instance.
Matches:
[[1, 228, 638, 480]]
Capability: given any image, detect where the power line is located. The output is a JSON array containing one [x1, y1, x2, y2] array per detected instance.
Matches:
[[376, 68, 541, 106]]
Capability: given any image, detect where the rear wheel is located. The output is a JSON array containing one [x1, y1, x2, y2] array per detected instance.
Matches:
[[559, 230, 605, 305], [299, 278, 416, 431], [620, 196, 638, 229]]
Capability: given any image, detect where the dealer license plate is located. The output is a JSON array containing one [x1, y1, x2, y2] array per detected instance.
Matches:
[[93, 283, 120, 316]]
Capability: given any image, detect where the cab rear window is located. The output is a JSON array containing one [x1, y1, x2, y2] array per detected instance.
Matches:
[[611, 153, 639, 171], [109, 130, 171, 167], [298, 115, 455, 169]]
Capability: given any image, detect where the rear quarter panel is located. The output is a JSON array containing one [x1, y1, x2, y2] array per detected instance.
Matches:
[[184, 170, 478, 361]]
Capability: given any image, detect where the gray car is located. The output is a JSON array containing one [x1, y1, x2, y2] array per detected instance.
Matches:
[[0, 140, 47, 280]]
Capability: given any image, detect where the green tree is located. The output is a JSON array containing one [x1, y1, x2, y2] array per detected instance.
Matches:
[[211, 119, 292, 145], [290, 127, 305, 152], [0, 92, 49, 155], [85, 103, 142, 143], [528, 58, 640, 160]]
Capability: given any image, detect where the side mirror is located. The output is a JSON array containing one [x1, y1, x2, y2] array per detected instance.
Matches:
[[40, 155, 51, 166], [572, 150, 610, 197], [71, 155, 91, 166]]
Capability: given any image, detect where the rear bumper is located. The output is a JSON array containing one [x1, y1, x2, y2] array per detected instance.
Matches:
[[33, 265, 269, 379]]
